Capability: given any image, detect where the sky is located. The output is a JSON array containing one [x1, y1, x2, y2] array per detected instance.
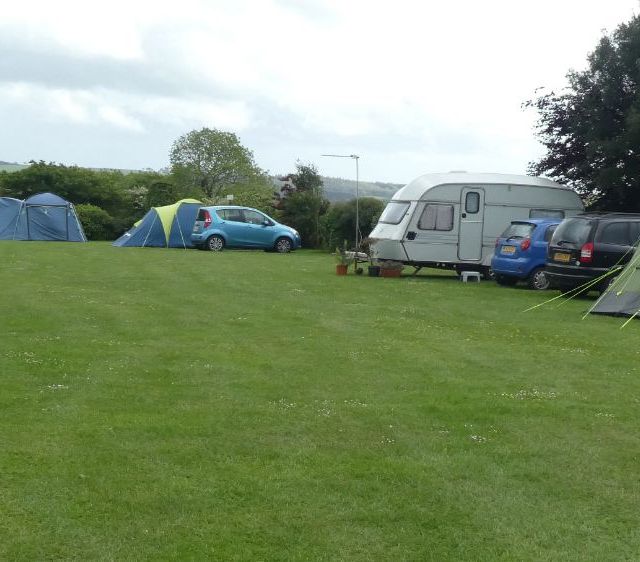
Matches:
[[1, 0, 639, 184]]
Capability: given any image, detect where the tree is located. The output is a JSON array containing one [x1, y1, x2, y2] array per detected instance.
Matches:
[[169, 128, 263, 199], [321, 197, 385, 250], [276, 162, 329, 248], [0, 162, 175, 238], [75, 204, 114, 240], [526, 15, 640, 210], [217, 175, 276, 213]]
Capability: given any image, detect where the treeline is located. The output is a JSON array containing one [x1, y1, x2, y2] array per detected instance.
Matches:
[[0, 162, 196, 240], [0, 158, 385, 248]]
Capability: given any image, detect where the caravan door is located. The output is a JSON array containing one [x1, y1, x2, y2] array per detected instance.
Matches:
[[458, 188, 484, 260]]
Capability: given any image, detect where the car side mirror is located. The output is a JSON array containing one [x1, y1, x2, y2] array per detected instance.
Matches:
[[263, 220, 272, 226]]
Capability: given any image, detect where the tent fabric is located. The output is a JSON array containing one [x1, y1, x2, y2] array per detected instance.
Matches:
[[0, 193, 86, 242], [590, 249, 640, 319], [24, 193, 70, 206], [113, 199, 202, 248], [0, 197, 23, 239]]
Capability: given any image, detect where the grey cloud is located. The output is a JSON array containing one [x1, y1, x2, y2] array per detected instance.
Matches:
[[0, 33, 238, 101]]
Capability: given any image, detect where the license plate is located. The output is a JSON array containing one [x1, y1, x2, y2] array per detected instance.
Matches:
[[554, 252, 571, 263], [501, 245, 516, 254]]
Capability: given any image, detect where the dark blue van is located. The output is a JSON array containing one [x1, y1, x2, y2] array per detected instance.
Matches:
[[491, 219, 560, 290]]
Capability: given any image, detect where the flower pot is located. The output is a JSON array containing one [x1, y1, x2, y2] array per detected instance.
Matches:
[[336, 264, 348, 275], [380, 268, 402, 278], [368, 266, 380, 277]]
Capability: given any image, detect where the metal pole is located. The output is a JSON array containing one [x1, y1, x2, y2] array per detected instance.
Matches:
[[354, 155, 359, 250]]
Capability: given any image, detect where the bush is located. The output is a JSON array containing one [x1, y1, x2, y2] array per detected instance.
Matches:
[[75, 204, 114, 240]]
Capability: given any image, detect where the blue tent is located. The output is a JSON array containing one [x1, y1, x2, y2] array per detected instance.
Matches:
[[0, 197, 23, 239], [0, 193, 86, 242], [113, 199, 202, 248]]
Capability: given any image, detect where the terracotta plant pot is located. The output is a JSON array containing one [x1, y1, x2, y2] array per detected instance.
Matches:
[[380, 268, 402, 278], [336, 264, 348, 275]]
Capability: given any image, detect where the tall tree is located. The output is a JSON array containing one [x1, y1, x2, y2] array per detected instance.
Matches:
[[526, 14, 640, 210], [169, 128, 263, 199], [277, 162, 329, 248]]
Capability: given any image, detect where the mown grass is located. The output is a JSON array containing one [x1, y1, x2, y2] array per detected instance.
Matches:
[[1, 242, 639, 561]]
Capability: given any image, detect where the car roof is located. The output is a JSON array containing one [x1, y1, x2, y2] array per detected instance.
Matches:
[[510, 218, 561, 225], [202, 205, 261, 212], [574, 212, 640, 220]]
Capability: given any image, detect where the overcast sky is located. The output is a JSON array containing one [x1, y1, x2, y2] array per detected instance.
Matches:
[[1, 0, 639, 183]]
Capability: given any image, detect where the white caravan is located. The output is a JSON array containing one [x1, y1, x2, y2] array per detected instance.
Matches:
[[369, 172, 584, 276]]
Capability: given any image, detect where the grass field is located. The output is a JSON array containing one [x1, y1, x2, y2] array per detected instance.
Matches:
[[1, 242, 639, 561]]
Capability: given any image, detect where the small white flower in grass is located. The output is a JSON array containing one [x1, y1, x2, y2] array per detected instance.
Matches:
[[470, 435, 487, 443]]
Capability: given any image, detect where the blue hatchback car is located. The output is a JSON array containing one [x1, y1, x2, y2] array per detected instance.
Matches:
[[191, 205, 302, 252], [491, 219, 561, 290]]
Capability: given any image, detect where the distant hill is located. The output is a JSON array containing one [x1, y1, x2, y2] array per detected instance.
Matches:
[[271, 175, 402, 202], [320, 176, 402, 202], [0, 161, 28, 172]]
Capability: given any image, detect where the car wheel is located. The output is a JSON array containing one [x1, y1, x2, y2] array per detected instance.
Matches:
[[206, 235, 225, 251], [496, 274, 518, 286], [274, 237, 292, 253], [528, 268, 550, 290]]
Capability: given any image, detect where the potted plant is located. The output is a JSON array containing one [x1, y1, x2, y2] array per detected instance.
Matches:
[[335, 246, 354, 275], [379, 260, 404, 278], [368, 258, 381, 277]]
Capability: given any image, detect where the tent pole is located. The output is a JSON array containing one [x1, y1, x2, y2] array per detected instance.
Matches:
[[177, 212, 187, 249], [25, 205, 31, 240], [141, 213, 157, 247], [12, 201, 24, 240]]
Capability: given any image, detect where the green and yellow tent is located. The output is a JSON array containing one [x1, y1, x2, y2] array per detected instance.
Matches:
[[113, 199, 202, 248]]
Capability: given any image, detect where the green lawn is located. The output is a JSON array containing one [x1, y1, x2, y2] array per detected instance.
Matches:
[[1, 242, 639, 561]]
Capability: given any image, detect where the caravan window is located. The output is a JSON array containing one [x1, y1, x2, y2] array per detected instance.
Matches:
[[418, 204, 454, 231], [465, 192, 480, 214], [529, 209, 565, 219], [379, 201, 410, 224]]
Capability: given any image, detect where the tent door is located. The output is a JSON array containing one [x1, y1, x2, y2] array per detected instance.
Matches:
[[458, 188, 484, 261]]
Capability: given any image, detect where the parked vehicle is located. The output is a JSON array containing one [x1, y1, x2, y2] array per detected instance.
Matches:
[[191, 206, 301, 252], [546, 213, 640, 293], [491, 219, 560, 290], [369, 172, 583, 277]]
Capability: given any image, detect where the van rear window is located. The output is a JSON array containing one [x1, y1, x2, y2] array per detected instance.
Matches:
[[379, 202, 410, 224], [551, 218, 592, 247]]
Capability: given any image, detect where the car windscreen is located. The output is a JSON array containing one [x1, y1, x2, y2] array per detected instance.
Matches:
[[500, 222, 535, 239], [378, 201, 410, 224], [551, 217, 592, 247]]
